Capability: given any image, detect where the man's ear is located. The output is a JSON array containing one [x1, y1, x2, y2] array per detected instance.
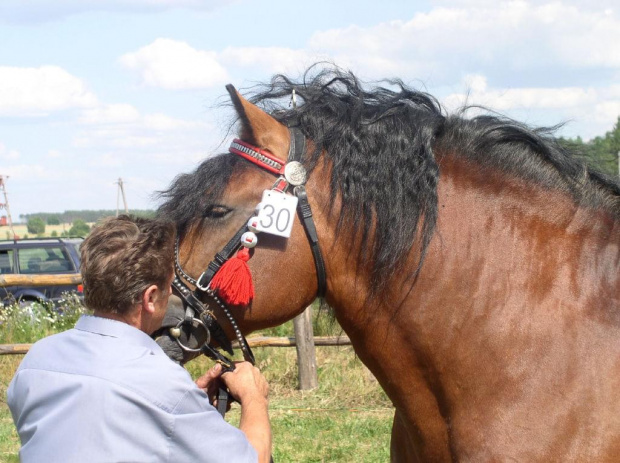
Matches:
[[141, 284, 159, 315]]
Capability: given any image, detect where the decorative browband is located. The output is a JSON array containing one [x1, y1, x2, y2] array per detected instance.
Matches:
[[229, 139, 285, 175]]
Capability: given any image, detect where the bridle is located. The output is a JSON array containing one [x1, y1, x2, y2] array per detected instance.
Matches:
[[159, 125, 326, 416]]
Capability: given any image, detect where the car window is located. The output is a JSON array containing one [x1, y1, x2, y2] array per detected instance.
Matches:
[[69, 242, 82, 265], [0, 249, 14, 274], [18, 247, 73, 274]]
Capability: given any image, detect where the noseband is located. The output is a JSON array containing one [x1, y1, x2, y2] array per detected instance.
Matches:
[[159, 126, 326, 414]]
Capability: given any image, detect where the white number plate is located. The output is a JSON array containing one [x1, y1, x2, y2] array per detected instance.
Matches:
[[255, 190, 298, 238]]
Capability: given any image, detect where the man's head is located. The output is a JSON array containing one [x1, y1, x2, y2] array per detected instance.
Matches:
[[80, 215, 175, 317]]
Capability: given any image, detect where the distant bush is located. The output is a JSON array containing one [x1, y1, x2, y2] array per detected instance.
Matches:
[[51, 230, 58, 237], [69, 219, 90, 237], [27, 217, 45, 235]]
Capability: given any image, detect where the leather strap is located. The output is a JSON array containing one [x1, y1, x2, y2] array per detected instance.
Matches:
[[288, 127, 306, 163], [196, 226, 247, 290], [294, 185, 327, 297], [216, 387, 229, 417], [173, 281, 234, 355]]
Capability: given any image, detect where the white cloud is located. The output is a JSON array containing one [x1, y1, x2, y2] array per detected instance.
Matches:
[[79, 104, 141, 125], [219, 47, 322, 74], [0, 142, 21, 160], [77, 103, 206, 138], [120, 39, 229, 90], [46, 149, 62, 159], [444, 75, 598, 111], [307, 2, 620, 80], [0, 0, 235, 23], [3, 163, 56, 181], [0, 66, 97, 117], [91, 153, 125, 168], [433, 0, 618, 10], [142, 113, 202, 130], [593, 101, 620, 124], [120, 39, 326, 90], [74, 103, 212, 165]]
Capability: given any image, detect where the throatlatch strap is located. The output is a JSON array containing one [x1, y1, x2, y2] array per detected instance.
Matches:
[[294, 185, 327, 298]]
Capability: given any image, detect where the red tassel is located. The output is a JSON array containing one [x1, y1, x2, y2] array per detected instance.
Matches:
[[211, 247, 254, 306]]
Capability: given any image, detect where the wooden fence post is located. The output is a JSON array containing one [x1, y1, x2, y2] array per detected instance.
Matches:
[[293, 306, 318, 390]]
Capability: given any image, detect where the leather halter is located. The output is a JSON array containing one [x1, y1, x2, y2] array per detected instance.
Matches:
[[166, 126, 326, 376]]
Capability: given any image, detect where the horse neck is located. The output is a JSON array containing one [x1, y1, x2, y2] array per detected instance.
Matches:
[[321, 152, 620, 425]]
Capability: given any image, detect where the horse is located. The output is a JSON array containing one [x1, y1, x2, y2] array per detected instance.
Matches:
[[158, 67, 620, 462]]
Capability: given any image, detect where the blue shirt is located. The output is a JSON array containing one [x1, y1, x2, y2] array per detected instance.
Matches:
[[7, 315, 257, 463]]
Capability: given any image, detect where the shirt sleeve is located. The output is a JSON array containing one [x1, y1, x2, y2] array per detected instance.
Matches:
[[168, 387, 258, 463]]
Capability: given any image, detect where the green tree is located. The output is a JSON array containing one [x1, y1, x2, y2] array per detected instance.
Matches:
[[559, 116, 620, 176], [51, 230, 58, 237], [47, 215, 61, 225], [69, 219, 90, 237], [27, 217, 46, 235]]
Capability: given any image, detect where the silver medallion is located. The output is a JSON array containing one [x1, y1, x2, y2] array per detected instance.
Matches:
[[284, 161, 307, 186]]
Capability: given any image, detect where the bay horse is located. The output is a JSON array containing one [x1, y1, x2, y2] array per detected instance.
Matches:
[[159, 68, 620, 462]]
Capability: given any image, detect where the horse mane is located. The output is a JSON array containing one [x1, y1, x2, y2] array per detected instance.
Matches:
[[159, 65, 620, 298]]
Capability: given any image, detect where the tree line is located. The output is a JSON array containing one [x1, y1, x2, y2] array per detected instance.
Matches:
[[20, 209, 156, 225], [559, 116, 620, 177], [21, 210, 156, 238]]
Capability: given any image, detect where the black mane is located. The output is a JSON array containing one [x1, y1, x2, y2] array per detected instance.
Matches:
[[159, 66, 620, 296]]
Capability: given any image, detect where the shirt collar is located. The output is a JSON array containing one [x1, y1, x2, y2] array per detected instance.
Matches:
[[75, 315, 166, 356]]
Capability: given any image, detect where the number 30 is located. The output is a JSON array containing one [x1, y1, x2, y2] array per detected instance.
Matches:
[[260, 205, 291, 232]]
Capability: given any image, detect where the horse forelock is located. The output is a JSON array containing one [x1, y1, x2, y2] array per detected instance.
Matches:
[[157, 154, 247, 237]]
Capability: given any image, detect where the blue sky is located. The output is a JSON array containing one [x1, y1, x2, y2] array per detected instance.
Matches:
[[1, 0, 619, 219]]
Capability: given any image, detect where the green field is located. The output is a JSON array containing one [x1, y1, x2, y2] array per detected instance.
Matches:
[[0, 302, 393, 462], [0, 223, 86, 240]]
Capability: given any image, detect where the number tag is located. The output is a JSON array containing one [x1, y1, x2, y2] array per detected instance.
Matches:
[[255, 190, 298, 238]]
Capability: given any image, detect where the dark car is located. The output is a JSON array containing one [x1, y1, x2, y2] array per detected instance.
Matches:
[[0, 237, 83, 306]]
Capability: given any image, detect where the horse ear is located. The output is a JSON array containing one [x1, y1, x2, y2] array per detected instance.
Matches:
[[226, 84, 289, 160]]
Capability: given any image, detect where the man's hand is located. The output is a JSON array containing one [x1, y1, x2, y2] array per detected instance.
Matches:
[[221, 361, 269, 405], [195, 363, 225, 407]]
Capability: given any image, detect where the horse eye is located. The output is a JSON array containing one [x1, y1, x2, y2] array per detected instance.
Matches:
[[203, 205, 232, 219]]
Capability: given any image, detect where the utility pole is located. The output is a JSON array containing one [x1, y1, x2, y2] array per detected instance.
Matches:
[[0, 175, 16, 239], [115, 178, 128, 217]]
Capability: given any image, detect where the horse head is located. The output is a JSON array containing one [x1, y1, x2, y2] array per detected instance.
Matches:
[[165, 86, 334, 342]]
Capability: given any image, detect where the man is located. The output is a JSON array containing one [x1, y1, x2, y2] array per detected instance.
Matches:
[[7, 216, 271, 463]]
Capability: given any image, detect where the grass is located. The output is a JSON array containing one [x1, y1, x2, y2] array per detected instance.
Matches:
[[0, 301, 393, 462], [1, 223, 74, 240]]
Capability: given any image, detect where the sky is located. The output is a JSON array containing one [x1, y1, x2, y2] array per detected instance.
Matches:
[[0, 0, 619, 220]]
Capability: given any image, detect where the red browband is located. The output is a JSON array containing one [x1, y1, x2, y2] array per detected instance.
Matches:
[[229, 139, 285, 175]]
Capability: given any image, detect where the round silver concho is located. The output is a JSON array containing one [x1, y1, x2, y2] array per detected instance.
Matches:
[[284, 161, 307, 186]]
